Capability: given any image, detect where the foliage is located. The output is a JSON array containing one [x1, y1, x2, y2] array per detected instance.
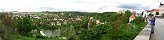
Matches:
[[114, 20, 122, 28], [109, 14, 119, 22], [131, 16, 143, 24], [2, 11, 147, 40], [16, 17, 33, 35], [7, 35, 61, 40], [0, 13, 17, 39], [36, 35, 45, 39], [124, 10, 132, 23], [78, 24, 109, 40]]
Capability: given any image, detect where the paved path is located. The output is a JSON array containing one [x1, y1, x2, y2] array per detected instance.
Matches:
[[150, 18, 164, 40], [0, 37, 2, 40]]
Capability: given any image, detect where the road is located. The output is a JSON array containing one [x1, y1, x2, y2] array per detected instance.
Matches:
[[150, 18, 164, 40]]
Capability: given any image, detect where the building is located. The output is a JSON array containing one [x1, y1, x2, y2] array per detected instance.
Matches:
[[159, 2, 164, 16], [147, 9, 159, 16], [129, 13, 136, 23], [145, 3, 164, 17]]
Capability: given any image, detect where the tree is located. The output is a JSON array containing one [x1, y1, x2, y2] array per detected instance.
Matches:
[[124, 10, 132, 23], [16, 17, 33, 35], [125, 10, 131, 16], [0, 13, 17, 39], [77, 23, 111, 40]]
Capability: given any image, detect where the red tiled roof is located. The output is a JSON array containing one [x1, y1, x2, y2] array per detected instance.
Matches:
[[146, 9, 159, 12], [129, 14, 136, 19]]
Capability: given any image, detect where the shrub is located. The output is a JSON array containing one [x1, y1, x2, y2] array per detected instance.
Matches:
[[78, 24, 109, 40], [131, 16, 143, 24], [67, 36, 76, 40], [36, 35, 45, 39], [114, 20, 122, 29], [109, 14, 119, 22], [16, 17, 33, 35]]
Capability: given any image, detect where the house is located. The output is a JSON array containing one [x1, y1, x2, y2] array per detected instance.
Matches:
[[63, 20, 68, 25], [148, 2, 164, 17], [129, 13, 136, 23], [96, 20, 100, 25], [51, 22, 56, 25], [96, 19, 104, 25], [159, 2, 164, 16], [56, 21, 61, 25], [76, 18, 81, 21], [147, 9, 159, 16], [89, 17, 93, 20], [33, 17, 41, 19]]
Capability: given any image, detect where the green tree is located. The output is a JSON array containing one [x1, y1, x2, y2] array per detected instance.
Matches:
[[16, 17, 33, 35], [125, 10, 131, 16], [0, 13, 17, 39], [78, 24, 109, 40], [124, 10, 132, 23]]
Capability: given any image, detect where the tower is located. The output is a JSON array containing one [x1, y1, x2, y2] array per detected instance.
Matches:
[[159, 2, 164, 16]]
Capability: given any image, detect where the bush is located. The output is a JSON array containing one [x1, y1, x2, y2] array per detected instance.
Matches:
[[131, 16, 143, 24], [16, 17, 33, 35], [100, 24, 135, 40], [109, 14, 119, 22], [114, 20, 122, 29], [36, 35, 45, 39], [67, 36, 76, 40], [78, 24, 109, 40]]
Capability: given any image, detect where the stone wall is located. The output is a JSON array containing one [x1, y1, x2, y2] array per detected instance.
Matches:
[[40, 29, 61, 37]]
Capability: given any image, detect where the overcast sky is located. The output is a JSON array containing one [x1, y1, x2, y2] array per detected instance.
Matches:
[[0, 0, 164, 13]]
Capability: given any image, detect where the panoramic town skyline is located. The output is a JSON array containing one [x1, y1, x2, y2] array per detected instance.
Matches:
[[0, 0, 164, 13]]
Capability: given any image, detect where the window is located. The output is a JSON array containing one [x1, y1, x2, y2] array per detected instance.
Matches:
[[156, 12, 159, 15]]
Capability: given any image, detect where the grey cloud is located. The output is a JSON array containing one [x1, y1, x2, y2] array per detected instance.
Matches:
[[118, 4, 142, 10], [142, 6, 151, 10], [38, 7, 60, 10], [118, 3, 152, 10]]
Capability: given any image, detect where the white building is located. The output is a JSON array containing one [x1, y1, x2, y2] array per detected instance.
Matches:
[[159, 3, 164, 16]]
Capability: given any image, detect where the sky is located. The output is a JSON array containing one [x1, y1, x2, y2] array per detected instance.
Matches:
[[0, 0, 164, 13]]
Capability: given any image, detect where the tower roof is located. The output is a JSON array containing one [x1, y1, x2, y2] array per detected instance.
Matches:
[[160, 2, 164, 6]]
